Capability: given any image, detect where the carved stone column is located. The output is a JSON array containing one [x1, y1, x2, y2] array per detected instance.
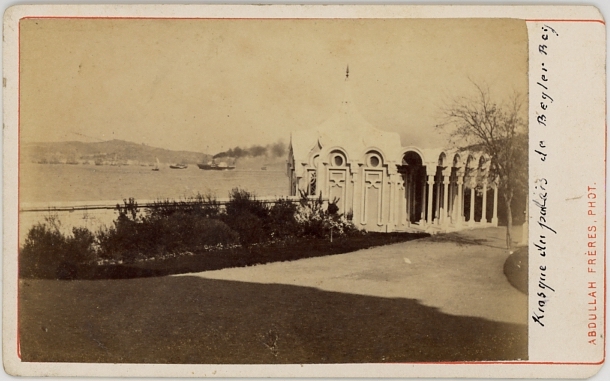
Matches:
[[388, 173, 397, 230], [455, 176, 464, 228], [420, 172, 426, 224], [447, 176, 454, 222], [398, 172, 411, 224], [350, 166, 359, 224], [468, 183, 476, 227], [442, 175, 450, 227], [426, 175, 435, 226], [434, 174, 441, 224], [398, 176, 406, 227]]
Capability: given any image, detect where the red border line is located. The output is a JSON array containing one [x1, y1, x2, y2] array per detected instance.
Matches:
[[17, 17, 610, 24], [15, 15, 607, 367], [16, 19, 21, 361], [20, 16, 368, 21], [392, 361, 605, 365], [601, 30, 608, 360], [526, 19, 605, 24]]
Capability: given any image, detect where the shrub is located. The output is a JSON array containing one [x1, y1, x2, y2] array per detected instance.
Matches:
[[97, 215, 145, 264], [116, 197, 141, 223], [147, 193, 221, 220], [20, 190, 363, 278], [187, 217, 239, 249], [223, 188, 271, 243], [149, 213, 239, 252], [268, 198, 299, 238], [295, 192, 358, 238], [225, 188, 269, 220], [97, 210, 239, 262], [20, 218, 96, 279], [504, 247, 528, 294], [229, 211, 265, 247], [67, 227, 96, 261], [327, 197, 340, 216]]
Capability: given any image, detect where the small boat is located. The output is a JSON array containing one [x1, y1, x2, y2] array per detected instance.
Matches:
[[261, 166, 267, 171], [152, 158, 160, 171], [169, 164, 188, 169]]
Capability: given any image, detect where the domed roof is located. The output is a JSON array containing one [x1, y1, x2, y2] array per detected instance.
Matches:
[[291, 75, 402, 165]]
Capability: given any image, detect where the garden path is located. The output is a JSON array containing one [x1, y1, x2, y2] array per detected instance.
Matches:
[[187, 225, 527, 325]]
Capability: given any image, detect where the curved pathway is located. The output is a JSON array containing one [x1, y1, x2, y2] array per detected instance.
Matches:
[[188, 226, 527, 325]]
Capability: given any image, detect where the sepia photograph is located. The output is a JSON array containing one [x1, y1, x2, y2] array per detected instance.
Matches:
[[16, 16, 530, 365]]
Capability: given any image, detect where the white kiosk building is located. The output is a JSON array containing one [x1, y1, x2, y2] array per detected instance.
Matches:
[[287, 74, 498, 233]]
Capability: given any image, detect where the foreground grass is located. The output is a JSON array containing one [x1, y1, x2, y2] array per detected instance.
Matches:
[[61, 232, 429, 280], [18, 228, 527, 363], [19, 275, 526, 364]]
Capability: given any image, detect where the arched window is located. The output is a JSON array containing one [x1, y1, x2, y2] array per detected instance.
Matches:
[[402, 151, 423, 166], [453, 154, 461, 168], [330, 151, 347, 167], [308, 170, 317, 196], [438, 152, 451, 168], [367, 152, 382, 168]]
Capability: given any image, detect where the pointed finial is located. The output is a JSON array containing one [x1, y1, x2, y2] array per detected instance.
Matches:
[[345, 65, 349, 80]]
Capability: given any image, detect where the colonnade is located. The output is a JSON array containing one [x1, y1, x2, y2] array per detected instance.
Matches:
[[398, 164, 498, 232], [288, 145, 500, 233]]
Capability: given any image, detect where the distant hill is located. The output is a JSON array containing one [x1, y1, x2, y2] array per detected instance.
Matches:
[[21, 139, 212, 166]]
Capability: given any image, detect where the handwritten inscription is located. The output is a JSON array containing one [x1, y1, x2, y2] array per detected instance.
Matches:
[[532, 179, 556, 327], [532, 265, 555, 327], [531, 25, 559, 328], [535, 24, 558, 162]]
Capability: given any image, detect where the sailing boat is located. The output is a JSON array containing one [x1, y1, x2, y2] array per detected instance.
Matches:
[[152, 158, 160, 171]]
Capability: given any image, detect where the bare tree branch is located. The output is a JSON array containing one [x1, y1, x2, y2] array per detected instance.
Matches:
[[437, 82, 527, 250]]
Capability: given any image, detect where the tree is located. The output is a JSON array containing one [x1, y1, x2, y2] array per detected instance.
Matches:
[[438, 83, 527, 250]]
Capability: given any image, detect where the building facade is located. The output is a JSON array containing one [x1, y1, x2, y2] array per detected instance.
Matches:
[[287, 77, 498, 233]]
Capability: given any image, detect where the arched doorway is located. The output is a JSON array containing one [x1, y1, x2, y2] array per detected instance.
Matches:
[[399, 151, 426, 225]]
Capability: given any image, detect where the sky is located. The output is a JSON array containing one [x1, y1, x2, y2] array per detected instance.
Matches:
[[19, 18, 527, 154]]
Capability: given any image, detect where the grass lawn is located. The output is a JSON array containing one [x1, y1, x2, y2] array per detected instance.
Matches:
[[19, 275, 526, 364], [18, 228, 527, 364]]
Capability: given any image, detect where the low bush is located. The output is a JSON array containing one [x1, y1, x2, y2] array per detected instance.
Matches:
[[20, 217, 96, 279], [228, 211, 265, 247], [221, 188, 310, 244], [268, 198, 300, 239], [20, 190, 367, 279], [224, 188, 269, 221], [97, 210, 239, 263], [67, 232, 431, 280], [147, 194, 221, 220], [504, 247, 528, 294], [96, 199, 145, 263], [171, 214, 239, 250], [295, 193, 357, 238]]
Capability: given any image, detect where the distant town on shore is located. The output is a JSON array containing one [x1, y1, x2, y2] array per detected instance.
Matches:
[[21, 139, 287, 169]]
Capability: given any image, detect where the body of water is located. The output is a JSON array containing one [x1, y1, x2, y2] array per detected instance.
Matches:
[[18, 163, 289, 242], [20, 163, 289, 205]]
